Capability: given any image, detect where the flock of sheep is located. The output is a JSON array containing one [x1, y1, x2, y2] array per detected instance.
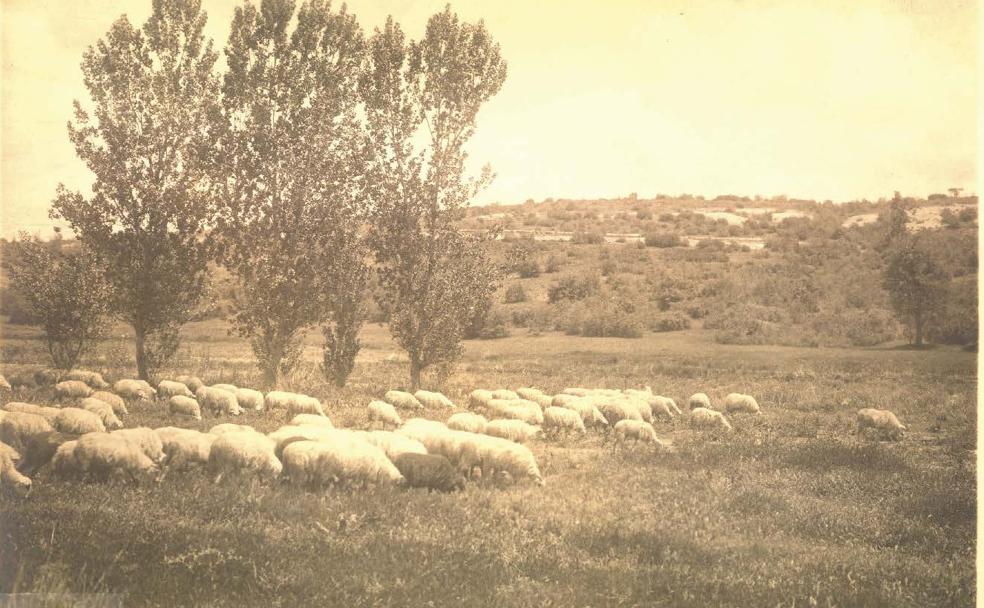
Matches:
[[0, 368, 908, 497]]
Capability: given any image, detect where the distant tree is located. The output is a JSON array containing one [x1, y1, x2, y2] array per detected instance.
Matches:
[[5, 236, 112, 369], [213, 0, 369, 388], [361, 10, 506, 389], [875, 201, 909, 252], [51, 0, 219, 380], [503, 283, 527, 303], [948, 187, 963, 198], [882, 240, 945, 346]]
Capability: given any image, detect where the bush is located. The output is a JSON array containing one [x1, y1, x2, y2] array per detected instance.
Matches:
[[464, 303, 509, 340], [571, 230, 604, 245], [559, 297, 643, 338], [644, 233, 683, 248], [548, 274, 600, 303], [510, 304, 554, 335], [503, 283, 527, 303], [544, 254, 561, 273], [811, 308, 899, 347], [650, 311, 691, 332]]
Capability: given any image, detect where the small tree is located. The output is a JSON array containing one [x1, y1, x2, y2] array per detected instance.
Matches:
[[882, 240, 945, 346], [362, 10, 506, 389], [5, 236, 112, 369], [51, 0, 219, 380]]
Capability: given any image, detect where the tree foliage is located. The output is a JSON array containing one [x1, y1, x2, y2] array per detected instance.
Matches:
[[882, 239, 946, 346], [362, 9, 506, 389], [50, 0, 219, 380]]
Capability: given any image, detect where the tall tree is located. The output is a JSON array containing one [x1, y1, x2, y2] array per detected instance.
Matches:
[[213, 0, 369, 388], [361, 9, 507, 389], [882, 239, 945, 346], [50, 0, 219, 380]]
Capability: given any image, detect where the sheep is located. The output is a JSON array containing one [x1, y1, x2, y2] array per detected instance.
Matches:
[[368, 400, 402, 428], [543, 406, 586, 435], [174, 375, 204, 393], [210, 423, 257, 436], [235, 388, 265, 411], [0, 374, 11, 391], [0, 412, 54, 453], [74, 433, 160, 482], [447, 412, 488, 434], [642, 397, 677, 422], [208, 430, 282, 483], [385, 390, 423, 410], [35, 369, 63, 385], [112, 427, 167, 464], [287, 394, 326, 417], [282, 437, 402, 487], [468, 389, 494, 409], [267, 425, 341, 459], [551, 393, 580, 408], [55, 380, 93, 400], [64, 370, 110, 389], [490, 389, 520, 400], [485, 419, 542, 443], [856, 408, 905, 441], [167, 396, 202, 420], [0, 441, 31, 496], [157, 380, 194, 400], [560, 398, 609, 428], [393, 453, 465, 492], [196, 386, 243, 416], [528, 394, 555, 410], [690, 407, 733, 432], [620, 396, 655, 423], [50, 440, 80, 477], [516, 387, 546, 401], [561, 387, 591, 397], [2, 403, 60, 424], [289, 413, 335, 428], [689, 393, 711, 410], [53, 408, 106, 434], [415, 389, 454, 409], [212, 383, 238, 393], [484, 399, 544, 425], [91, 391, 128, 416], [265, 391, 297, 411], [13, 431, 78, 476], [460, 435, 544, 486], [655, 395, 682, 416], [155, 427, 216, 470], [114, 379, 157, 401], [613, 420, 663, 447], [79, 398, 124, 430], [362, 430, 428, 461], [724, 393, 761, 415], [595, 400, 643, 427]]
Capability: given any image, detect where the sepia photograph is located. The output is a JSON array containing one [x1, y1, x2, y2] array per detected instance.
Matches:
[[0, 0, 978, 605]]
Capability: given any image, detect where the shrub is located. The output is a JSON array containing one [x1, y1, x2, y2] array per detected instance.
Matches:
[[544, 254, 562, 273], [650, 311, 691, 332], [504, 283, 528, 303], [644, 233, 683, 248], [571, 230, 604, 245], [559, 297, 643, 338], [548, 274, 600, 303]]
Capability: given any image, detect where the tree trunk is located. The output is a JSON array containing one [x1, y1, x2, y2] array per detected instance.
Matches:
[[135, 325, 149, 381], [409, 353, 422, 392], [260, 335, 285, 390], [914, 313, 924, 346]]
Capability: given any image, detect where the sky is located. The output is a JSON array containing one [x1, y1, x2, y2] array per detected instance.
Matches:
[[1, 0, 979, 238]]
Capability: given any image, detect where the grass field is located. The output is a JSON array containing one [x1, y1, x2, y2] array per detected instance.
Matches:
[[0, 320, 976, 606]]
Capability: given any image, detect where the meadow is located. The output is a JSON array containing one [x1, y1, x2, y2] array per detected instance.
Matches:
[[0, 319, 975, 607]]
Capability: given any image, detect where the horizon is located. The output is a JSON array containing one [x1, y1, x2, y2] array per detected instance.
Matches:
[[2, 0, 979, 239]]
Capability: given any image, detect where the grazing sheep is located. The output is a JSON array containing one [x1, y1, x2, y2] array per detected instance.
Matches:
[[157, 380, 194, 400], [287, 395, 326, 417], [281, 441, 331, 486], [613, 420, 663, 447], [368, 400, 402, 428], [362, 430, 428, 461], [35, 369, 63, 385], [64, 370, 110, 389], [55, 380, 93, 400], [0, 442, 31, 495], [484, 399, 544, 425], [50, 440, 80, 477], [108, 427, 166, 465], [543, 406, 586, 434], [212, 383, 238, 393], [595, 400, 643, 426], [468, 389, 494, 409], [196, 386, 243, 416], [490, 389, 520, 400], [167, 396, 202, 420], [856, 408, 905, 441], [529, 394, 554, 410], [690, 407, 733, 432], [79, 398, 124, 430], [393, 453, 465, 492], [267, 425, 341, 459], [264, 391, 296, 411], [210, 423, 257, 436], [415, 390, 454, 409], [385, 390, 423, 410], [53, 408, 106, 434], [551, 393, 580, 408], [689, 393, 711, 410], [74, 433, 160, 481], [156, 427, 216, 470], [461, 435, 544, 486], [516, 387, 546, 401], [447, 412, 488, 434], [560, 398, 609, 428], [14, 431, 78, 476], [282, 437, 402, 487], [2, 403, 60, 424], [0, 412, 55, 452], [620, 397, 655, 423], [208, 431, 281, 483], [114, 379, 157, 401], [174, 375, 204, 393], [235, 388, 265, 411], [7, 372, 37, 389], [91, 391, 128, 416], [485, 419, 543, 443], [561, 387, 591, 397], [290, 413, 335, 428], [724, 393, 761, 415], [0, 375, 11, 391]]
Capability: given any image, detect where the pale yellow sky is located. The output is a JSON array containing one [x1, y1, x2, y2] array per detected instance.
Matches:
[[1, 0, 979, 238]]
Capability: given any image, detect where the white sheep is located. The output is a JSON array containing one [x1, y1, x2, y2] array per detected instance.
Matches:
[[174, 375, 204, 393], [156, 427, 216, 470], [689, 393, 711, 410], [157, 380, 194, 400], [460, 434, 544, 486], [368, 400, 402, 428], [79, 398, 124, 430], [620, 396, 655, 423], [91, 391, 128, 416], [114, 379, 157, 401], [550, 393, 580, 408], [543, 406, 586, 434], [690, 407, 733, 432], [196, 386, 243, 416], [490, 389, 520, 400], [167, 396, 202, 420], [74, 433, 159, 481], [724, 393, 761, 415], [595, 400, 643, 426], [0, 412, 51, 453], [484, 398, 544, 425], [362, 430, 428, 461], [264, 391, 296, 411], [290, 413, 335, 428], [515, 387, 544, 400], [55, 380, 93, 400], [468, 389, 494, 409], [561, 387, 591, 397], [235, 388, 265, 411], [267, 425, 342, 458], [283, 437, 402, 487], [0, 441, 31, 495], [64, 370, 110, 389], [2, 402, 57, 420], [560, 398, 609, 428], [485, 419, 542, 443], [112, 427, 167, 464], [414, 389, 454, 409], [212, 383, 238, 393], [856, 408, 905, 441], [613, 420, 663, 447], [447, 412, 488, 434], [287, 394, 326, 417], [385, 390, 423, 410], [208, 430, 282, 483], [53, 407, 106, 434], [528, 394, 555, 410], [0, 375, 11, 391], [210, 423, 257, 436], [50, 440, 80, 477]]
